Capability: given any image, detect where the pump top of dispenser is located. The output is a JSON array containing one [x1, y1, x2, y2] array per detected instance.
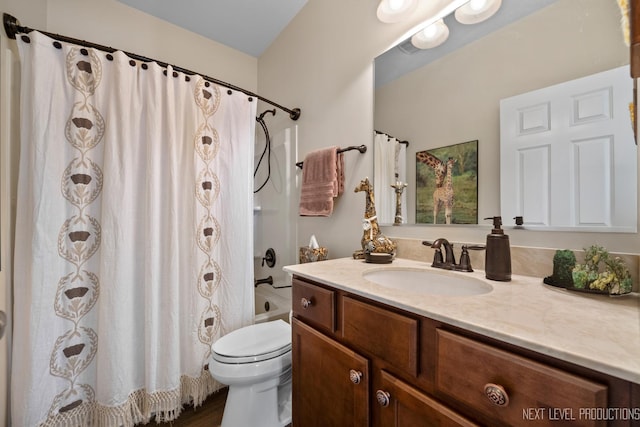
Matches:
[[483, 216, 511, 281], [485, 216, 504, 234]]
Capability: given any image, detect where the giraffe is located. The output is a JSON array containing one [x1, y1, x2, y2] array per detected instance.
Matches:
[[433, 157, 457, 225], [353, 177, 396, 259], [416, 150, 446, 187], [390, 180, 408, 225]]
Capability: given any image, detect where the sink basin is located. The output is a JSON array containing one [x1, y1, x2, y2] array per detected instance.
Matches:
[[363, 268, 493, 296]]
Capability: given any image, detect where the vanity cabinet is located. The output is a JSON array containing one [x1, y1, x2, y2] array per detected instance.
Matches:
[[291, 275, 638, 427], [292, 318, 369, 427], [375, 369, 479, 427]]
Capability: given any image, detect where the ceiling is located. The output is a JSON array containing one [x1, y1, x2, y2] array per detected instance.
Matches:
[[116, 0, 308, 57], [115, 0, 557, 80]]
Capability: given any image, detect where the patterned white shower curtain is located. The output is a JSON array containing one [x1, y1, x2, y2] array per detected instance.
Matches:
[[11, 31, 255, 426], [373, 132, 406, 224]]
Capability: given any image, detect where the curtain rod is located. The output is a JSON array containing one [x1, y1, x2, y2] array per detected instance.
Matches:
[[2, 13, 301, 121], [374, 130, 409, 146]]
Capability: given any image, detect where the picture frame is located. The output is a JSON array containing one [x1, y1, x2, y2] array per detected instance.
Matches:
[[415, 140, 478, 224]]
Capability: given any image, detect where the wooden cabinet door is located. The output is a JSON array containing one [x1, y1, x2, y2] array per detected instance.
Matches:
[[292, 317, 369, 427], [375, 370, 478, 427]]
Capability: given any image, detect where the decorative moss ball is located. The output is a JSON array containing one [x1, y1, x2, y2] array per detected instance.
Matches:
[[552, 250, 576, 287]]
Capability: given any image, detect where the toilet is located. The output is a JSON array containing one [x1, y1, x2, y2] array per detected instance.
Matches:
[[208, 319, 292, 427]]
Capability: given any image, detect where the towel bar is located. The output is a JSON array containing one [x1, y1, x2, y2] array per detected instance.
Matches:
[[296, 145, 367, 168]]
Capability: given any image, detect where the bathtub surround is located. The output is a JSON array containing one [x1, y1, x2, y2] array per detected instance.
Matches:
[[11, 32, 255, 425], [253, 124, 297, 308], [255, 285, 291, 324]]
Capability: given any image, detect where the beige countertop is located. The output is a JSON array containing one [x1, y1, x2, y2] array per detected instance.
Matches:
[[284, 257, 640, 384]]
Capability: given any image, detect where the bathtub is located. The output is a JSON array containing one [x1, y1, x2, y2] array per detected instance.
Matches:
[[254, 285, 291, 324]]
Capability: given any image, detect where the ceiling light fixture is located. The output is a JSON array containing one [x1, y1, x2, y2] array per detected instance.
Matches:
[[411, 19, 450, 49], [455, 0, 502, 24], [377, 0, 418, 23]]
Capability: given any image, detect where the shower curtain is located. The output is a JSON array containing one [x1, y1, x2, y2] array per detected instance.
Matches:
[[11, 31, 255, 426], [373, 132, 406, 224]]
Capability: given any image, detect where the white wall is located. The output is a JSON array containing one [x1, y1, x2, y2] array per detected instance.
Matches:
[[258, 0, 442, 259], [1, 0, 258, 91], [260, 0, 640, 257]]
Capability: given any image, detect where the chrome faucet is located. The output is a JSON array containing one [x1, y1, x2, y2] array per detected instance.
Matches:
[[422, 240, 485, 272]]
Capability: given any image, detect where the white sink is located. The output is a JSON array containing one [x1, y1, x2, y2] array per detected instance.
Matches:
[[363, 268, 493, 296]]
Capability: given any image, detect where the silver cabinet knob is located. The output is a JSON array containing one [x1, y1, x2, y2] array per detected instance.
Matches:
[[301, 297, 313, 309], [484, 383, 509, 407], [376, 390, 391, 407], [349, 369, 363, 385]]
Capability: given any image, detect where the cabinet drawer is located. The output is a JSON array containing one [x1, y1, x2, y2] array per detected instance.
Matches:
[[292, 277, 335, 332], [342, 296, 418, 376], [436, 330, 608, 427]]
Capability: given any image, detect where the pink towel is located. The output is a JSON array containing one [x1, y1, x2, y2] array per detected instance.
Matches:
[[299, 146, 344, 216]]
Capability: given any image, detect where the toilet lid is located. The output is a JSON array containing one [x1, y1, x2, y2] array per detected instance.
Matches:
[[212, 319, 291, 364]]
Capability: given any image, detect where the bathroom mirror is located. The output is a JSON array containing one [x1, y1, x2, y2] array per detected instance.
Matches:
[[373, 0, 636, 230]]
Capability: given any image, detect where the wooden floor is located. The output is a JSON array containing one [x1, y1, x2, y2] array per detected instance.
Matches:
[[147, 386, 291, 427], [154, 388, 228, 427]]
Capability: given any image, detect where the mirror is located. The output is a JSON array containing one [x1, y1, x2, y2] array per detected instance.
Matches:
[[373, 0, 635, 229]]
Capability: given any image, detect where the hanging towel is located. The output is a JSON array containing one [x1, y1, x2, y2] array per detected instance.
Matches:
[[299, 146, 344, 216]]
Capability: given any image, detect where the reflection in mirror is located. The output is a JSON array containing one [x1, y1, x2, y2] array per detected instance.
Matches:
[[373, 131, 409, 225], [500, 65, 636, 232], [373, 0, 635, 230]]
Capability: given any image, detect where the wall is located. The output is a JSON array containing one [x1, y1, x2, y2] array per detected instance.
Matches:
[[260, 0, 640, 261], [1, 0, 258, 91], [258, 0, 446, 259]]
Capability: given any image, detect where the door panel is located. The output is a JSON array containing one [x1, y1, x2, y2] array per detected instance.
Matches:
[[500, 65, 636, 232]]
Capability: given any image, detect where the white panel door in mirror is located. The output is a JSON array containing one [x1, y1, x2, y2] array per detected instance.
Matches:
[[500, 65, 636, 232]]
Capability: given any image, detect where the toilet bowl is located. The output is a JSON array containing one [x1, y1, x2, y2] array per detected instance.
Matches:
[[209, 319, 292, 427]]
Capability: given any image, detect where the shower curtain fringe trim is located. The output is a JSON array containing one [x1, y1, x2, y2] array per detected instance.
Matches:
[[2, 12, 302, 121], [38, 372, 222, 426]]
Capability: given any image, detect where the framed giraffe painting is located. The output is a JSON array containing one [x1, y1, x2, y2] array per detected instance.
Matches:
[[416, 140, 478, 225]]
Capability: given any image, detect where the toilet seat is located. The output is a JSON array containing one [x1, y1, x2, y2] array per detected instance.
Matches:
[[212, 319, 291, 364]]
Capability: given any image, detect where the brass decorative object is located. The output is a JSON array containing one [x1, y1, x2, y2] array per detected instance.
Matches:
[[353, 177, 396, 259]]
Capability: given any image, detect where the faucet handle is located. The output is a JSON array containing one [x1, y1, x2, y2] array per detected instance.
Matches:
[[423, 241, 444, 267], [432, 248, 444, 267], [455, 245, 486, 272]]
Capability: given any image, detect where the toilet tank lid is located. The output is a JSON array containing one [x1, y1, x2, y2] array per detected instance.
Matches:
[[213, 319, 291, 358]]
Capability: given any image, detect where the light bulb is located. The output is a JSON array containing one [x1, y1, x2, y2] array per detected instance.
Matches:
[[411, 19, 449, 49], [454, 0, 501, 24], [469, 0, 487, 11], [388, 0, 405, 11], [377, 0, 418, 23], [422, 24, 438, 40]]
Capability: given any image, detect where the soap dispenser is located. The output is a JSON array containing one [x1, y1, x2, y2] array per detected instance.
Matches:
[[484, 216, 511, 281]]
